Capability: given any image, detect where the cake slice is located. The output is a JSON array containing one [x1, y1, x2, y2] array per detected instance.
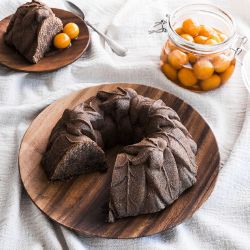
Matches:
[[5, 0, 63, 63], [42, 132, 106, 181], [42, 103, 107, 181]]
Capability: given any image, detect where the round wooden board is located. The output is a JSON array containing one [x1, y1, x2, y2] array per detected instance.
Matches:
[[19, 83, 220, 239], [0, 8, 90, 72]]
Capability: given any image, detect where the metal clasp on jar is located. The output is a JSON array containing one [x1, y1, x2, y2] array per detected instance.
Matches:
[[148, 14, 169, 34], [231, 35, 248, 65]]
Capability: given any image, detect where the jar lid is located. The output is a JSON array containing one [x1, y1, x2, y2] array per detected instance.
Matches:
[[150, 4, 237, 54]]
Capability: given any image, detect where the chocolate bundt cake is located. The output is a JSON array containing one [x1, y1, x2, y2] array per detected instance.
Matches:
[[42, 87, 197, 221], [5, 1, 63, 63]]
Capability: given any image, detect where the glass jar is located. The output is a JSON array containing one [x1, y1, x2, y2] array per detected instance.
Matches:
[[159, 4, 245, 92]]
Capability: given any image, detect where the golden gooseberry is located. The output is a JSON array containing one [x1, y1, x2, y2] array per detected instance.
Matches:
[[206, 53, 219, 62], [178, 68, 197, 86], [161, 63, 178, 82], [182, 18, 200, 37], [194, 35, 208, 44], [175, 27, 183, 35], [205, 39, 218, 45], [188, 53, 199, 64], [168, 49, 188, 69], [167, 39, 177, 51], [53, 33, 71, 49], [199, 25, 215, 37], [181, 34, 194, 42], [63, 22, 80, 39], [212, 54, 231, 73], [220, 65, 235, 83], [200, 74, 221, 91], [193, 59, 214, 80]]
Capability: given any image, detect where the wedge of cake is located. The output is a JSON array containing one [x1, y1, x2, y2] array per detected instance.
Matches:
[[5, 0, 63, 63]]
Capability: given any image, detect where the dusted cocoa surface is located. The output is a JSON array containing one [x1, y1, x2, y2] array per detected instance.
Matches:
[[42, 87, 197, 217], [5, 1, 63, 63], [19, 83, 220, 238]]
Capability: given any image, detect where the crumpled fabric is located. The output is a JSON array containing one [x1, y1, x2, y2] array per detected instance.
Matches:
[[0, 0, 249, 249]]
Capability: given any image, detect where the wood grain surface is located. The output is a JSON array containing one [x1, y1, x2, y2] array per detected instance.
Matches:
[[0, 8, 90, 72], [18, 83, 220, 239]]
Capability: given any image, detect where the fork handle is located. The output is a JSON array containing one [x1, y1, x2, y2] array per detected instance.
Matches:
[[85, 20, 128, 57]]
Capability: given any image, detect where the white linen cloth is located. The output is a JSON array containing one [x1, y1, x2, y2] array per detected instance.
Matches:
[[0, 0, 250, 249]]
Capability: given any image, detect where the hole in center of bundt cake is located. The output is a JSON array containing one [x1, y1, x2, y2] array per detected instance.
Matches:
[[92, 87, 159, 150], [99, 111, 144, 150]]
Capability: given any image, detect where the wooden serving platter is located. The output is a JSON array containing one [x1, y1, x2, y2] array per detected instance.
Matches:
[[19, 83, 220, 239], [0, 8, 90, 72]]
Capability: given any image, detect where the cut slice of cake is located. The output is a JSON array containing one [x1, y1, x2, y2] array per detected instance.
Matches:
[[42, 132, 106, 181], [42, 103, 107, 181], [5, 0, 63, 63]]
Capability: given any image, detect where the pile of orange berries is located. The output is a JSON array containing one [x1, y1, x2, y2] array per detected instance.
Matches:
[[161, 18, 235, 91], [53, 22, 80, 49]]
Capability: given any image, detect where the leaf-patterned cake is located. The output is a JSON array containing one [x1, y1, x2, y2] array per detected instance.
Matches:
[[41, 87, 197, 222]]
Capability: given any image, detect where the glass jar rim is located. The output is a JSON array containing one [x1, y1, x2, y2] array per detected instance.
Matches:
[[167, 4, 237, 54]]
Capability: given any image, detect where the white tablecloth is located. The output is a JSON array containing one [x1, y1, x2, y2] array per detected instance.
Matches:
[[0, 0, 250, 249]]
